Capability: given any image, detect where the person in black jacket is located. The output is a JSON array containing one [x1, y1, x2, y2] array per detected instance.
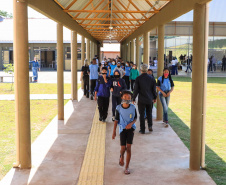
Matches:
[[111, 70, 127, 121], [133, 64, 157, 134], [80, 59, 90, 98]]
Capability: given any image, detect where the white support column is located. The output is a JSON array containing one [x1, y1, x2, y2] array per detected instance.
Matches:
[[127, 41, 131, 62], [157, 25, 165, 121], [57, 23, 64, 120], [136, 36, 139, 66], [91, 41, 94, 59], [13, 0, 31, 168], [120, 43, 123, 58], [190, 2, 209, 171], [131, 39, 135, 63], [0, 47, 2, 70], [86, 38, 90, 64], [81, 36, 85, 89], [143, 31, 150, 65], [71, 31, 77, 101], [81, 36, 85, 68]]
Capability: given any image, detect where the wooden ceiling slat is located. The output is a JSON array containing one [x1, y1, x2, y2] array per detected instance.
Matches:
[[65, 0, 78, 10], [128, 0, 148, 19], [73, 0, 93, 19], [79, 0, 105, 25]]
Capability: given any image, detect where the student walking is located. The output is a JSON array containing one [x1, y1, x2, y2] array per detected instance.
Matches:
[[109, 59, 117, 78], [133, 64, 157, 134], [94, 67, 112, 122], [80, 59, 90, 98], [112, 90, 137, 175], [156, 67, 174, 127], [129, 64, 139, 91], [111, 70, 127, 121], [89, 58, 100, 100], [113, 62, 126, 78], [123, 61, 131, 89]]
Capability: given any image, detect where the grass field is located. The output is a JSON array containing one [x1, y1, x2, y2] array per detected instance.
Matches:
[[169, 77, 226, 185], [0, 99, 69, 180], [0, 83, 81, 94]]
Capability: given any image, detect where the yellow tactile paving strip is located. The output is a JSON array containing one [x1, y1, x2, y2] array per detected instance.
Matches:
[[77, 107, 106, 185]]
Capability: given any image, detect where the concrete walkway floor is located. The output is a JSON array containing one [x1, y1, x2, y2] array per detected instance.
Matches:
[[0, 96, 216, 185]]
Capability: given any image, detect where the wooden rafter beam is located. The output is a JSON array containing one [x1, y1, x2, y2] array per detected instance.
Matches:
[[74, 18, 149, 21], [89, 30, 131, 32], [83, 1, 111, 29], [80, 24, 141, 26], [86, 27, 135, 30], [64, 10, 159, 13]]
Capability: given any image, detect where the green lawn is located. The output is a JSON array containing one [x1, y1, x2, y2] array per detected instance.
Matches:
[[0, 100, 69, 180], [0, 83, 81, 94], [169, 77, 226, 185]]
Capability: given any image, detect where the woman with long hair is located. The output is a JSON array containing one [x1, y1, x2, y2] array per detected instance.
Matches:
[[156, 68, 174, 127]]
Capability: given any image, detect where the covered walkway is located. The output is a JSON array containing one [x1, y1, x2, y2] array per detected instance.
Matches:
[[0, 97, 215, 185], [3, 0, 216, 184]]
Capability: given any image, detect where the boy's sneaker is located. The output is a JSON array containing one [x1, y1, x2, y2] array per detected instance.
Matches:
[[112, 116, 115, 121], [139, 130, 145, 134], [148, 127, 153, 132], [164, 122, 169, 128], [90, 95, 93, 100]]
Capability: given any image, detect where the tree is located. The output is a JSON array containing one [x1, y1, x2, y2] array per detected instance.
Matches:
[[0, 10, 13, 18]]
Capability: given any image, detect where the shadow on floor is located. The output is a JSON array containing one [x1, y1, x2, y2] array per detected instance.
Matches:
[[168, 108, 226, 185]]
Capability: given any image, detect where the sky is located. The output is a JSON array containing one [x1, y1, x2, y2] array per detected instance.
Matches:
[[0, 0, 47, 18]]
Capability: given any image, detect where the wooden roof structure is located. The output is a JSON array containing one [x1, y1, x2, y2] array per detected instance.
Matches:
[[53, 0, 171, 42]]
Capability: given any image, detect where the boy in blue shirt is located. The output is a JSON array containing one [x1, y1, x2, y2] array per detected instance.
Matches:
[[112, 91, 137, 175], [94, 67, 112, 122], [89, 58, 100, 100]]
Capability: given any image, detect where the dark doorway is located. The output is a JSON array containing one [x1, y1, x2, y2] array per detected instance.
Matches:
[[41, 50, 55, 68]]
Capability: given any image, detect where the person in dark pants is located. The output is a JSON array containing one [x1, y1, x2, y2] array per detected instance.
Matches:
[[123, 61, 131, 89], [89, 58, 100, 100], [222, 55, 226, 71], [80, 59, 90, 98], [111, 70, 127, 121], [133, 64, 157, 134], [129, 64, 139, 91], [94, 67, 112, 122]]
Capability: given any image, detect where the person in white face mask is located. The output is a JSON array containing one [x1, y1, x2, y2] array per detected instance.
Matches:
[[113, 62, 126, 78], [109, 59, 117, 78]]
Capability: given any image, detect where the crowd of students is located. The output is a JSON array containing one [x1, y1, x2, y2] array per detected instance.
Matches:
[[80, 56, 174, 175]]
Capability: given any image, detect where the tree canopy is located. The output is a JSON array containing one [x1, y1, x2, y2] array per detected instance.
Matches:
[[0, 10, 13, 18]]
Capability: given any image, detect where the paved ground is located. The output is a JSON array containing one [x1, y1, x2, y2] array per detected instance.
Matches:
[[0, 94, 216, 185]]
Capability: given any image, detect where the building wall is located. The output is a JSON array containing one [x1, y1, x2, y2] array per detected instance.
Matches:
[[102, 51, 120, 59], [0, 43, 83, 71]]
